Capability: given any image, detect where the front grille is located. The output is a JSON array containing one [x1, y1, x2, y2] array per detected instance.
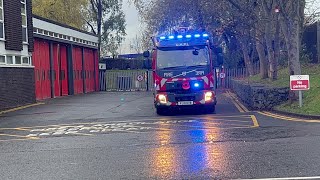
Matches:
[[175, 96, 195, 101]]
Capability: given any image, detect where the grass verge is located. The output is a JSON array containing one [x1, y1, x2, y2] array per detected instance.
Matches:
[[248, 64, 320, 116]]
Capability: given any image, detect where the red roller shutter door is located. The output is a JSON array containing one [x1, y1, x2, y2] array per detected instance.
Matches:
[[83, 49, 88, 93], [60, 45, 69, 96], [53, 44, 61, 97], [33, 39, 51, 100], [73, 47, 83, 94], [90, 49, 95, 92], [33, 39, 42, 100], [84, 48, 94, 93], [42, 41, 51, 99], [94, 50, 99, 91]]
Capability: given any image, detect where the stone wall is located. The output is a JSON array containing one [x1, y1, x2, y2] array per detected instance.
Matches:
[[231, 79, 289, 110]]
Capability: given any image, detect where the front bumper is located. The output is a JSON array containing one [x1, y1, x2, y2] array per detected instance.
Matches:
[[154, 91, 217, 108]]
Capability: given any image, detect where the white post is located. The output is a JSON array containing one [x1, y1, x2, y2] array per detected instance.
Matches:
[[299, 90, 303, 107]]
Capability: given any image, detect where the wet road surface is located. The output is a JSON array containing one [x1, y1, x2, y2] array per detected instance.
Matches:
[[1, 90, 320, 179]]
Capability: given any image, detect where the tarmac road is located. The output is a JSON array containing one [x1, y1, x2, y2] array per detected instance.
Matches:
[[1, 90, 320, 180]]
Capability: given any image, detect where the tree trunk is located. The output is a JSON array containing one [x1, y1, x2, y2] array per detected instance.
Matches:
[[280, 18, 302, 75], [265, 22, 277, 80], [240, 43, 254, 76], [288, 19, 302, 75], [274, 20, 280, 75], [255, 25, 268, 79]]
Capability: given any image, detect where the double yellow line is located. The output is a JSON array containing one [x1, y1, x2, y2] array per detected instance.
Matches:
[[226, 90, 249, 113], [258, 111, 320, 123]]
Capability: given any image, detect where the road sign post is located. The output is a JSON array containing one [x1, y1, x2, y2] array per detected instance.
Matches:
[[290, 75, 310, 107], [299, 90, 303, 107]]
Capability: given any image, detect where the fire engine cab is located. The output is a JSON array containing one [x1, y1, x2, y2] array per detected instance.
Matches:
[[143, 28, 223, 115]]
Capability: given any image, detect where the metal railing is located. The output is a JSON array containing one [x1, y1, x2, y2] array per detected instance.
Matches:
[[99, 63, 261, 91], [102, 70, 153, 91]]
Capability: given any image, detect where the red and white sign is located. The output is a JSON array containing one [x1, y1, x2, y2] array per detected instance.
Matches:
[[219, 72, 226, 79], [290, 75, 310, 91], [137, 74, 144, 82]]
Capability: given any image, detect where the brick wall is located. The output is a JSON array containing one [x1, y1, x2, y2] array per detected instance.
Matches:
[[3, 0, 23, 51], [0, 67, 36, 111]]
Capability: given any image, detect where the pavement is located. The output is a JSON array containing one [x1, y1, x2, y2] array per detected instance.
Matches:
[[1, 90, 320, 179]]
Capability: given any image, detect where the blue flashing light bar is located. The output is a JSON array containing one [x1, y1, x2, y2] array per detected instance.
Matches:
[[156, 33, 210, 47]]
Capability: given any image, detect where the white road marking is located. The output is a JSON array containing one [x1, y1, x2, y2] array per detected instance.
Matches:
[[24, 117, 253, 138], [39, 133, 50, 136], [52, 132, 64, 135], [26, 134, 38, 137]]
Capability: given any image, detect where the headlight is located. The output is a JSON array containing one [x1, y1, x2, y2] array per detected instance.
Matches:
[[205, 92, 213, 101], [158, 94, 167, 104]]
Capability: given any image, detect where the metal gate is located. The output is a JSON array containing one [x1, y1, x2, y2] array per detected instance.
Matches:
[[103, 70, 153, 91], [215, 63, 260, 89]]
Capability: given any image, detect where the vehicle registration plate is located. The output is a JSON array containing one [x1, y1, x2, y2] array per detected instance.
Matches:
[[177, 101, 194, 105]]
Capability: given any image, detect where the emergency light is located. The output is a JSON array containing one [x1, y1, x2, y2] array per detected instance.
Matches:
[[157, 33, 209, 41], [154, 33, 210, 47], [194, 34, 201, 38], [193, 82, 200, 88]]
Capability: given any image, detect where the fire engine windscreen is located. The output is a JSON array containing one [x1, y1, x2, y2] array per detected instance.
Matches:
[[157, 46, 209, 69]]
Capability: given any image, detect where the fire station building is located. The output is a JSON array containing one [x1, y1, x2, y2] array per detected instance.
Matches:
[[0, 0, 99, 111]]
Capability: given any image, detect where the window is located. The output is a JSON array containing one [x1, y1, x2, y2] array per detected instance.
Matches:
[[0, 55, 32, 66], [21, 0, 27, 43], [0, 55, 5, 64], [22, 57, 29, 64], [7, 56, 13, 64], [15, 56, 22, 64], [0, 0, 4, 39], [29, 56, 32, 66]]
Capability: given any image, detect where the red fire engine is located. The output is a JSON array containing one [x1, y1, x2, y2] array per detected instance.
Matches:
[[143, 29, 223, 115]]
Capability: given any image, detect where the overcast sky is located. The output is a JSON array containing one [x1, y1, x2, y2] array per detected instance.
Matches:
[[120, 2, 140, 54], [120, 0, 320, 54]]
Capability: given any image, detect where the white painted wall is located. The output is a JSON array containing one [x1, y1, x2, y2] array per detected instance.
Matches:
[[33, 18, 98, 43]]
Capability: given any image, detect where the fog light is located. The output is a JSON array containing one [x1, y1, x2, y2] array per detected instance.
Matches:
[[205, 92, 213, 101], [158, 94, 167, 104]]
